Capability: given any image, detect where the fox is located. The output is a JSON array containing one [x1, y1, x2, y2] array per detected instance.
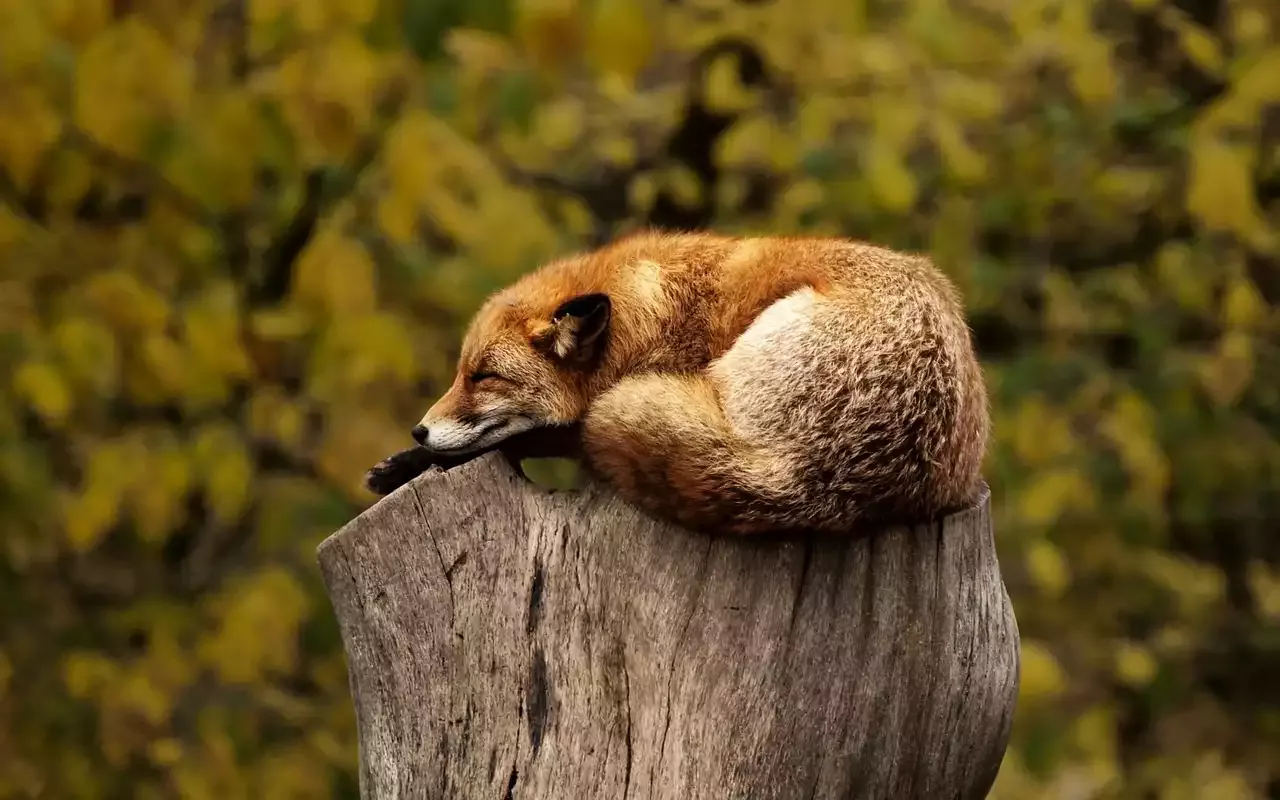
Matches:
[[365, 230, 989, 536]]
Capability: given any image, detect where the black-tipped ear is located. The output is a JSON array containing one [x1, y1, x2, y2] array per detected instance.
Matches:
[[546, 293, 611, 364]]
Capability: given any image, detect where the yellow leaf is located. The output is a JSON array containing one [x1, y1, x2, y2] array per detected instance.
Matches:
[[1042, 268, 1090, 333], [192, 425, 253, 525], [248, 387, 306, 450], [74, 18, 192, 155], [1098, 390, 1169, 504], [61, 650, 118, 699], [1068, 37, 1118, 105], [1155, 242, 1213, 314], [42, 0, 110, 46], [251, 307, 313, 341], [598, 134, 638, 168], [1230, 6, 1271, 49], [1186, 136, 1268, 244], [137, 333, 189, 401], [1069, 705, 1121, 787], [0, 2, 50, 73], [199, 567, 311, 684], [1222, 275, 1266, 329], [532, 97, 586, 151], [1196, 330, 1254, 406], [1162, 7, 1224, 75], [170, 92, 262, 208], [777, 178, 825, 222], [1138, 551, 1226, 616], [931, 116, 986, 183], [274, 34, 382, 163], [1025, 540, 1071, 597], [52, 316, 119, 395], [587, 0, 653, 81], [627, 171, 657, 216], [556, 194, 595, 238], [1017, 467, 1094, 526], [182, 283, 251, 383], [1018, 641, 1066, 703], [384, 111, 435, 201], [116, 667, 174, 725], [321, 0, 377, 27], [661, 163, 703, 209], [147, 738, 184, 767], [1114, 641, 1158, 687], [1247, 561, 1280, 621], [715, 173, 749, 214], [515, 0, 585, 74], [0, 206, 28, 255], [248, 0, 290, 27], [376, 194, 418, 245], [445, 28, 519, 74], [866, 140, 917, 212], [717, 111, 800, 176], [856, 34, 907, 77], [128, 432, 192, 544], [797, 96, 840, 149], [64, 439, 133, 551], [0, 85, 62, 190], [13, 361, 73, 426], [871, 102, 921, 144], [703, 51, 757, 114], [293, 231, 378, 316], [83, 271, 171, 333]]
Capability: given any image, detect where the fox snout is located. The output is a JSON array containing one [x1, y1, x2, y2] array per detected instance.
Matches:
[[412, 409, 536, 455], [411, 417, 501, 451]]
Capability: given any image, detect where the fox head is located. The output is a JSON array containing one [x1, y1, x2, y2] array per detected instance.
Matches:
[[412, 292, 611, 455]]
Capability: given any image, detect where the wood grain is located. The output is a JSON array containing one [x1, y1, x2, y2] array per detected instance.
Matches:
[[317, 453, 1020, 799]]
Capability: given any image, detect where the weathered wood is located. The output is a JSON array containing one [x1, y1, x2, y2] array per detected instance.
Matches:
[[317, 453, 1020, 800]]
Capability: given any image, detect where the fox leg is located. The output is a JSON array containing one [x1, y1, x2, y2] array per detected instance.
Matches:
[[365, 425, 583, 496], [581, 372, 798, 535]]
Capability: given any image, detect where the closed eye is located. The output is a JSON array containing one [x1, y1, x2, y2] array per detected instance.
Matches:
[[469, 370, 507, 385]]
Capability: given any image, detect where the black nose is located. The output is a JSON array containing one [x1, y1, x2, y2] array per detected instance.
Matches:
[[411, 425, 429, 446]]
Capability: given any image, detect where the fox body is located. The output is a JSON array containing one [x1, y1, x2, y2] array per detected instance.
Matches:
[[366, 231, 989, 535]]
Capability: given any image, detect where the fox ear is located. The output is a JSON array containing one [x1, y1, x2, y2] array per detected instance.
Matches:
[[540, 293, 611, 364]]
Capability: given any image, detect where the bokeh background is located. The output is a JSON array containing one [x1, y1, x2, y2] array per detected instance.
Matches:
[[1, 0, 1277, 797]]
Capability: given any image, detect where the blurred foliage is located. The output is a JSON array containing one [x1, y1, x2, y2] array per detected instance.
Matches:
[[0, 0, 1278, 797]]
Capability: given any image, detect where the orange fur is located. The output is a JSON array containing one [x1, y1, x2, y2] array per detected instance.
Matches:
[[369, 231, 990, 535]]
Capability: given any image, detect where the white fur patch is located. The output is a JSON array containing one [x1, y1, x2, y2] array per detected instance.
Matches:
[[552, 317, 581, 359], [721, 288, 819, 356], [709, 287, 822, 446], [630, 259, 666, 305]]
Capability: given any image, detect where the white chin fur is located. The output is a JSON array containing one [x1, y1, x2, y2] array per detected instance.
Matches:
[[424, 416, 535, 455]]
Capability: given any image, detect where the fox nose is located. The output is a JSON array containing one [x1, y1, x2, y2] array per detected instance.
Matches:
[[411, 424, 429, 446]]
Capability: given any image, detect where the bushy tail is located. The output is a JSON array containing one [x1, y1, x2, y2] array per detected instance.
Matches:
[[581, 373, 808, 535]]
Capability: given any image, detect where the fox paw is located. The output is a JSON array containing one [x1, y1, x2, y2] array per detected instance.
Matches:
[[364, 447, 434, 496]]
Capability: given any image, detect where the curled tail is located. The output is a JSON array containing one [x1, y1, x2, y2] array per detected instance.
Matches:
[[581, 372, 811, 535], [581, 285, 986, 536]]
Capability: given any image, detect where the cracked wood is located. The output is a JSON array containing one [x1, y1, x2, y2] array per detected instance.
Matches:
[[316, 453, 1020, 799]]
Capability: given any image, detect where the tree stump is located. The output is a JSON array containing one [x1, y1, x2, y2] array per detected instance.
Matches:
[[316, 453, 1020, 800]]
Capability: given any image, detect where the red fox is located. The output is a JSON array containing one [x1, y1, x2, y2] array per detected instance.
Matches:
[[365, 231, 989, 535]]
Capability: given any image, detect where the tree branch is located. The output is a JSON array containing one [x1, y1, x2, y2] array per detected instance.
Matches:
[[252, 83, 410, 306], [63, 126, 221, 228]]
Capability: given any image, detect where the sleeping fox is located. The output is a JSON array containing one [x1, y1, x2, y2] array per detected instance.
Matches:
[[365, 231, 989, 535]]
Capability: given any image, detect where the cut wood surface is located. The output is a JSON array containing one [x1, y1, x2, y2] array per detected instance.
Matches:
[[317, 453, 1020, 800]]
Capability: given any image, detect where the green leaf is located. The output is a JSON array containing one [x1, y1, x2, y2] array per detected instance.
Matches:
[[496, 69, 538, 132]]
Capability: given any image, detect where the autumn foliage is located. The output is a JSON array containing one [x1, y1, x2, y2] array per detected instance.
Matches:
[[0, 0, 1277, 797]]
